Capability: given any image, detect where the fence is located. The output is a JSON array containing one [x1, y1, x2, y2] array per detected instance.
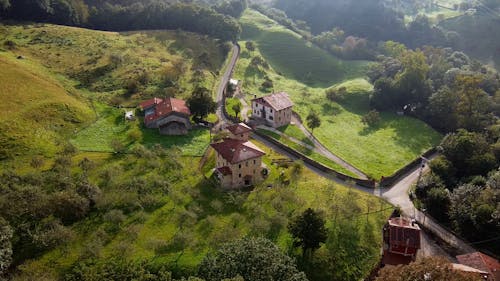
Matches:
[[254, 130, 376, 188]]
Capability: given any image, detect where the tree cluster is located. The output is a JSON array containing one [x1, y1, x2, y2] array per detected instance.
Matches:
[[416, 130, 500, 255], [369, 45, 499, 134], [0, 0, 241, 41]]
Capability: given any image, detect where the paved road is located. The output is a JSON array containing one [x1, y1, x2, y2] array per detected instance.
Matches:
[[214, 43, 240, 131]]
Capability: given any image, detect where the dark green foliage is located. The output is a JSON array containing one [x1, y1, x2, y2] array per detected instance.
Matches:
[[1, 1, 241, 41], [214, 0, 247, 18], [187, 87, 216, 121], [361, 110, 381, 127], [306, 112, 321, 133], [65, 258, 173, 281], [0, 217, 13, 276], [288, 208, 327, 259], [245, 41, 255, 52], [198, 237, 308, 281], [425, 187, 450, 222], [275, 0, 406, 42]]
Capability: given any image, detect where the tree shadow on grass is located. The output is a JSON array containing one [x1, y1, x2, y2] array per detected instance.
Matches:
[[322, 102, 342, 116]]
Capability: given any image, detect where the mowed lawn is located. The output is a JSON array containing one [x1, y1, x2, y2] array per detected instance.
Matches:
[[71, 103, 210, 156], [234, 13, 442, 179], [239, 9, 369, 87]]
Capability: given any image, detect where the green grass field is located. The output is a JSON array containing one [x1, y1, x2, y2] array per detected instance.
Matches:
[[0, 24, 228, 104], [0, 53, 93, 162], [16, 142, 392, 280], [234, 11, 443, 179], [277, 124, 314, 146], [71, 103, 210, 156], [239, 9, 369, 87]]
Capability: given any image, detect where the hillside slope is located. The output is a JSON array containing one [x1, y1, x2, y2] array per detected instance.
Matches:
[[0, 54, 93, 160]]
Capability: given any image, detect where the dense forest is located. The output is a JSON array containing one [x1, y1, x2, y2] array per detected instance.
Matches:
[[0, 0, 246, 41]]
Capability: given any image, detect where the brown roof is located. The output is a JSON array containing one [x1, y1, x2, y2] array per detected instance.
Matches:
[[226, 123, 252, 135], [216, 166, 232, 176], [252, 92, 293, 111], [139, 97, 163, 110], [452, 263, 489, 275], [457, 252, 500, 281], [211, 139, 265, 164], [142, 97, 191, 125]]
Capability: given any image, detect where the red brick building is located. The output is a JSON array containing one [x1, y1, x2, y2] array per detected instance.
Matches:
[[382, 216, 421, 266]]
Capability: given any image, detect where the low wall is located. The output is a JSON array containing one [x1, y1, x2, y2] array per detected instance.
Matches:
[[254, 130, 376, 188], [379, 148, 437, 188]]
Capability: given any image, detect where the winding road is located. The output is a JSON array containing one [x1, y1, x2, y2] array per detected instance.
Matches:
[[214, 43, 475, 260]]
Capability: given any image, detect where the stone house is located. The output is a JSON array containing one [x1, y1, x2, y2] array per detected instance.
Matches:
[[139, 97, 191, 135], [211, 123, 267, 189], [251, 92, 293, 128]]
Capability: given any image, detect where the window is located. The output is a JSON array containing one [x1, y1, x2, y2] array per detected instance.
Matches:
[[253, 160, 256, 164], [239, 173, 241, 178], [270, 109, 273, 113], [269, 116, 273, 120], [239, 164, 241, 169], [246, 161, 248, 167]]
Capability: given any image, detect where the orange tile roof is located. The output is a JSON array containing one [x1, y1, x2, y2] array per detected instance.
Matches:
[[457, 252, 500, 281], [142, 97, 191, 125]]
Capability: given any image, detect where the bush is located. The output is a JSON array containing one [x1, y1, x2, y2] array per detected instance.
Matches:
[[361, 110, 381, 127]]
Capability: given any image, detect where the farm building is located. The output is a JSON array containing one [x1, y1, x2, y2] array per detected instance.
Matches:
[[251, 92, 293, 128], [139, 97, 191, 135], [456, 252, 500, 281]]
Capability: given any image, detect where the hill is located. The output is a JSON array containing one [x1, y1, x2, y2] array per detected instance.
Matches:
[[239, 9, 369, 87], [235, 10, 442, 179], [0, 53, 93, 162]]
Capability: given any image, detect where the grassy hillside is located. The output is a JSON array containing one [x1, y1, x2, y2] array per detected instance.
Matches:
[[239, 9, 369, 87], [14, 142, 392, 280], [0, 23, 229, 104], [234, 17, 442, 179], [0, 53, 93, 161]]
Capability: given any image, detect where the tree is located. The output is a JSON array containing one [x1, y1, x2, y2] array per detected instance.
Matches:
[[199, 237, 308, 281], [231, 102, 242, 118], [187, 87, 216, 121], [361, 110, 381, 127], [288, 208, 327, 260], [0, 0, 10, 11], [376, 257, 482, 281], [306, 112, 321, 134], [245, 41, 255, 52], [0, 217, 12, 276]]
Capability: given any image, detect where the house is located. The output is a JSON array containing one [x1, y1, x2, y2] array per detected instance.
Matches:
[[139, 97, 191, 135], [226, 122, 252, 141], [381, 216, 421, 266], [211, 123, 267, 189], [457, 252, 500, 281], [452, 263, 490, 280], [251, 92, 293, 128]]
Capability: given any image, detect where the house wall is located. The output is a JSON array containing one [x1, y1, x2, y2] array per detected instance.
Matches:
[[215, 153, 264, 189], [251, 101, 292, 128]]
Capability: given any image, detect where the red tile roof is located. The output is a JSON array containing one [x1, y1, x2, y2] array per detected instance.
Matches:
[[252, 92, 293, 111], [216, 166, 232, 176], [226, 123, 252, 135], [142, 97, 191, 124], [211, 139, 265, 164], [457, 252, 500, 281]]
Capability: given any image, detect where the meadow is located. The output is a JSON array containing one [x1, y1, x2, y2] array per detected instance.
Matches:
[[0, 53, 93, 163], [14, 141, 392, 281], [235, 10, 442, 179]]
